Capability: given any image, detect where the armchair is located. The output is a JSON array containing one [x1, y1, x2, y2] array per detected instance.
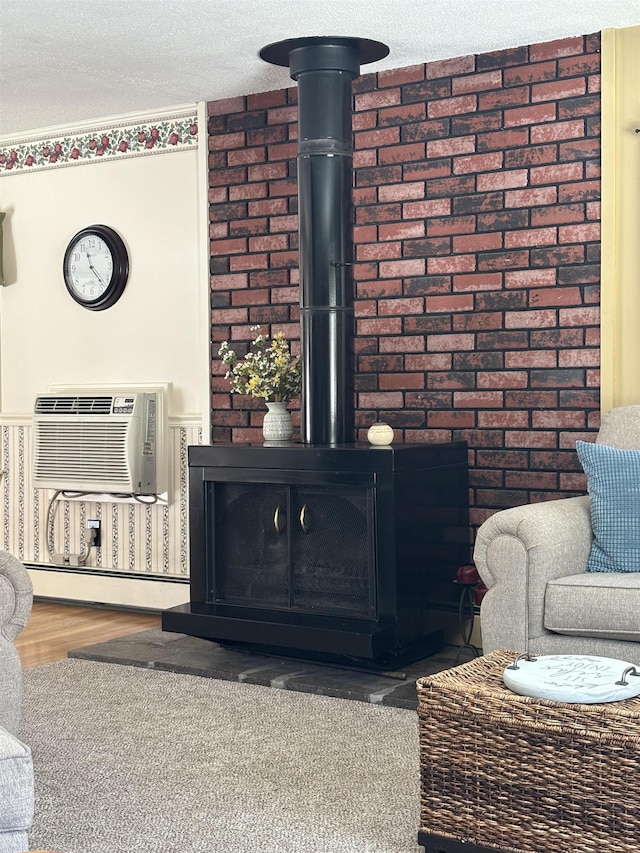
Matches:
[[0, 551, 34, 853], [474, 405, 640, 663]]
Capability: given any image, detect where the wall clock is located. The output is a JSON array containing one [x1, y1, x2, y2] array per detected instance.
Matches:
[[63, 224, 129, 310]]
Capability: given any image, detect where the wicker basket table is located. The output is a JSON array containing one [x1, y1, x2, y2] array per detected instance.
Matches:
[[417, 649, 640, 853]]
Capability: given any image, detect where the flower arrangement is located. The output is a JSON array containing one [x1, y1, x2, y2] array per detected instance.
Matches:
[[218, 326, 301, 403]]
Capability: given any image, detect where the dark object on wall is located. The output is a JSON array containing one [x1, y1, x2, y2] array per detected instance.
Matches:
[[63, 224, 129, 310], [163, 441, 469, 667], [260, 37, 388, 445]]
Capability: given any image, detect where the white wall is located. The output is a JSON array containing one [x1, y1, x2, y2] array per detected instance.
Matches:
[[0, 104, 210, 607], [0, 123, 205, 415]]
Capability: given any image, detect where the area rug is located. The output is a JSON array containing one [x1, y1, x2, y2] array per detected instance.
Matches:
[[21, 658, 422, 853]]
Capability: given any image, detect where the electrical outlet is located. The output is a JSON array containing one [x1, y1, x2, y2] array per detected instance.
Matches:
[[87, 519, 101, 548]]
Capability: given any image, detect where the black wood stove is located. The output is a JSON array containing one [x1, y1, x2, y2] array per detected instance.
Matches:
[[162, 36, 470, 667]]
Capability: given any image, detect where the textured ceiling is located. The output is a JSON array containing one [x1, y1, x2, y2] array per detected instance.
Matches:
[[2, 0, 640, 138]]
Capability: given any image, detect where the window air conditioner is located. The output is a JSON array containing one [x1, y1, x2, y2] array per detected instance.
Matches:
[[33, 390, 160, 495]]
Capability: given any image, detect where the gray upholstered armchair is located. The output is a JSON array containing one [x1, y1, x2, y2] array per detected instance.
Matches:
[[0, 550, 34, 853], [0, 550, 33, 736], [474, 405, 640, 664]]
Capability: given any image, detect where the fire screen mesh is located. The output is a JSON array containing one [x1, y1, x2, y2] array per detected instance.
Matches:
[[211, 481, 373, 617]]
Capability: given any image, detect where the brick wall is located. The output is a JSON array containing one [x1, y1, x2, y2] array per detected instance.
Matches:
[[208, 33, 601, 532]]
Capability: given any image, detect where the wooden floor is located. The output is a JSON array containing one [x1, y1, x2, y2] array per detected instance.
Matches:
[[15, 601, 161, 669]]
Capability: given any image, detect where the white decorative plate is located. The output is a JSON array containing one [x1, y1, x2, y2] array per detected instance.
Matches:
[[503, 654, 640, 703]]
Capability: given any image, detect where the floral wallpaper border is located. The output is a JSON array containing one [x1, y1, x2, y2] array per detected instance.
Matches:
[[0, 111, 198, 176]]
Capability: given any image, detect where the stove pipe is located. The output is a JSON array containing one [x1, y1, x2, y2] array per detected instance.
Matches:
[[259, 37, 389, 445]]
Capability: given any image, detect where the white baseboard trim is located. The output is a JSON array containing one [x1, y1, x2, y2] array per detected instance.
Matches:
[[27, 568, 189, 611]]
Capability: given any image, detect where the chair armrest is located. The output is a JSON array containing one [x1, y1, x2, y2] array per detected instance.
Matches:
[[0, 550, 33, 642], [473, 495, 593, 653]]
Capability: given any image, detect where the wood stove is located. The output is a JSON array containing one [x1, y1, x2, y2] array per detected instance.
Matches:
[[163, 441, 469, 667], [162, 36, 471, 666]]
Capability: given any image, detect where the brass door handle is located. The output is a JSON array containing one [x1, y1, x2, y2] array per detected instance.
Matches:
[[299, 503, 311, 534], [274, 506, 286, 535]]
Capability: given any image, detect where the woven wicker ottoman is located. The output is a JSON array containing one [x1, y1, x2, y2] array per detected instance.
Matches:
[[416, 649, 640, 853]]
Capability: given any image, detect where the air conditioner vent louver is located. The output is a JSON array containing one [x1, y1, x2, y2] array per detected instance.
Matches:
[[34, 395, 114, 415], [33, 391, 159, 494]]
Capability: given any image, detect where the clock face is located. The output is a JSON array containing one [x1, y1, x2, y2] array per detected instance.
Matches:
[[63, 225, 129, 310]]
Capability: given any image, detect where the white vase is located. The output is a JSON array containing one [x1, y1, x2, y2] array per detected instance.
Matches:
[[262, 401, 293, 442]]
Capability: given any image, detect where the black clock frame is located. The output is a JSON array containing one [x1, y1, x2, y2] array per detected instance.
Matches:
[[63, 224, 129, 311]]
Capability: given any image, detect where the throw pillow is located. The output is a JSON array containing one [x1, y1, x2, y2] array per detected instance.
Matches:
[[576, 440, 640, 573]]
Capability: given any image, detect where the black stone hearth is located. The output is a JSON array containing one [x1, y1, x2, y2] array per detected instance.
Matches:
[[68, 628, 475, 710]]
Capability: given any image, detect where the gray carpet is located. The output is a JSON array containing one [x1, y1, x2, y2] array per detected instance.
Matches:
[[21, 659, 423, 853]]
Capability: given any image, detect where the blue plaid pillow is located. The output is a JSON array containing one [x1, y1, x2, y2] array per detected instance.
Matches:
[[576, 440, 640, 573]]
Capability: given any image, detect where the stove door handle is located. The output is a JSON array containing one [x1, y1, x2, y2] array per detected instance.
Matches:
[[274, 506, 286, 535], [299, 504, 311, 534]]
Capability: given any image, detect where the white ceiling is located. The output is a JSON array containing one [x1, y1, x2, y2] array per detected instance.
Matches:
[[2, 0, 640, 138]]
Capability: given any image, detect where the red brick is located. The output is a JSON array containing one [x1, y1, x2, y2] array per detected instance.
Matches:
[[504, 227, 557, 248], [378, 143, 426, 164], [403, 198, 451, 219], [453, 391, 504, 408], [478, 371, 528, 389], [505, 430, 558, 448], [426, 55, 476, 79], [559, 349, 599, 367], [379, 182, 424, 202], [426, 216, 475, 238], [230, 253, 268, 271], [428, 333, 476, 352], [427, 255, 476, 274], [532, 79, 587, 102], [504, 103, 556, 126], [531, 204, 585, 226], [247, 90, 288, 110], [378, 64, 425, 87], [453, 273, 503, 292], [357, 242, 402, 261], [504, 61, 557, 86], [558, 222, 600, 243], [505, 187, 557, 207], [426, 136, 476, 157], [531, 119, 585, 142], [452, 69, 502, 94], [405, 354, 452, 371], [231, 289, 270, 307], [477, 128, 529, 151], [208, 96, 246, 116], [379, 297, 425, 315], [356, 318, 403, 336], [379, 222, 425, 241], [477, 170, 528, 190], [211, 273, 248, 291], [530, 37, 585, 62], [428, 94, 478, 118], [505, 309, 557, 328], [478, 87, 530, 111], [355, 89, 401, 110], [453, 152, 503, 174], [355, 127, 401, 149], [248, 235, 288, 253], [505, 350, 556, 368], [379, 373, 425, 390], [504, 268, 557, 288], [379, 336, 425, 353], [229, 183, 268, 201], [559, 306, 600, 326], [452, 232, 503, 253], [210, 237, 247, 256], [426, 294, 474, 313], [380, 258, 426, 278], [529, 286, 582, 306]]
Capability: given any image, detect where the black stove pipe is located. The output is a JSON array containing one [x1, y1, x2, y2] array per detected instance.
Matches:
[[260, 37, 389, 445]]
